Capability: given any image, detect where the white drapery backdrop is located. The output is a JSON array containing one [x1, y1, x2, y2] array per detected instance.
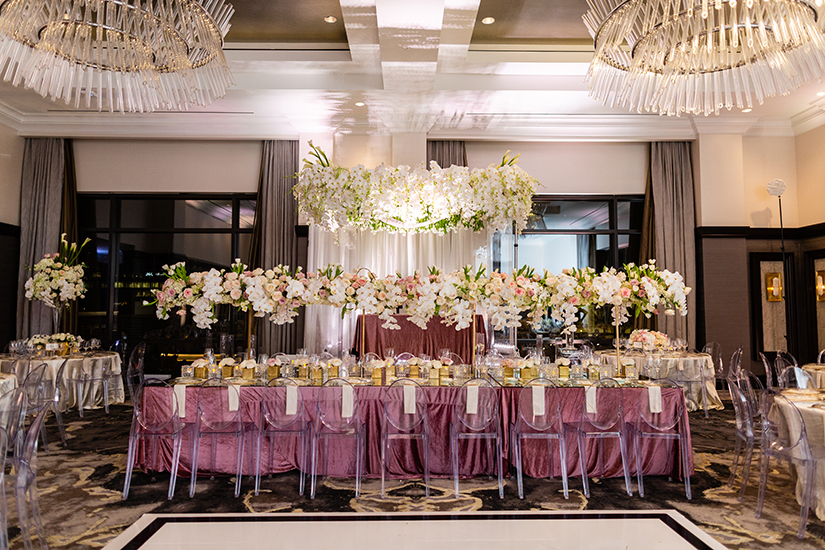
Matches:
[[303, 226, 489, 354]]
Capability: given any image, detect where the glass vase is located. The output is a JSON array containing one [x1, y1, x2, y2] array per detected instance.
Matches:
[[52, 306, 63, 335]]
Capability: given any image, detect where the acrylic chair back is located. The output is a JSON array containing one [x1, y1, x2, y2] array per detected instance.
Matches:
[[394, 352, 415, 363], [638, 379, 683, 432], [761, 391, 812, 462], [728, 379, 753, 440], [317, 378, 359, 432], [759, 352, 777, 389], [443, 352, 465, 366], [778, 366, 816, 390], [819, 349, 825, 364], [262, 378, 305, 431], [383, 378, 427, 433], [702, 342, 724, 378], [581, 378, 623, 432], [727, 347, 743, 382], [517, 379, 562, 433], [454, 378, 498, 432], [126, 341, 147, 404], [195, 378, 243, 432], [134, 379, 181, 435], [21, 364, 49, 414], [0, 388, 27, 459]]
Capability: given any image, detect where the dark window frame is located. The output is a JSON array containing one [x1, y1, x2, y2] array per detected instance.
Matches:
[[518, 194, 644, 269], [78, 192, 257, 344]]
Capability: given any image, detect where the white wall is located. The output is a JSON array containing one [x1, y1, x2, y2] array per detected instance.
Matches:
[[795, 124, 825, 228], [74, 140, 261, 193], [742, 136, 798, 228], [693, 135, 746, 227], [465, 141, 648, 195], [0, 122, 23, 225]]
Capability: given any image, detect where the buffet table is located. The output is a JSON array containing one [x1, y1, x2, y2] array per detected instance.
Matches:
[[596, 351, 723, 413], [0, 353, 124, 410], [353, 314, 486, 364], [136, 384, 693, 482]]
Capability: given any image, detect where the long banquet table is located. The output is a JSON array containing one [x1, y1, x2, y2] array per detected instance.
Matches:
[[136, 384, 693, 482]]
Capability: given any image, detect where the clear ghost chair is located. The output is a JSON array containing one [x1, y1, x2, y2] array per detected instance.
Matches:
[[8, 386, 51, 550], [122, 379, 184, 500], [759, 352, 777, 389], [450, 377, 503, 498], [778, 366, 816, 390], [0, 388, 26, 550], [66, 356, 120, 417], [511, 378, 569, 499], [189, 379, 246, 498], [576, 377, 632, 498], [20, 364, 51, 450], [726, 347, 743, 387], [818, 349, 825, 364], [726, 379, 755, 501], [739, 369, 765, 434], [701, 341, 724, 388], [311, 378, 364, 499], [125, 341, 146, 405], [381, 378, 429, 497], [634, 379, 691, 499], [256, 378, 310, 496], [669, 355, 711, 418], [756, 390, 825, 539]]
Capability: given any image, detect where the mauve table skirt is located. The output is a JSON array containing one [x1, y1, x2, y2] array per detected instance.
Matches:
[[136, 385, 693, 482]]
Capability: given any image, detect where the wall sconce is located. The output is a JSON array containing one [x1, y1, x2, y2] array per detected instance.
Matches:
[[817, 270, 825, 302], [766, 272, 783, 302]]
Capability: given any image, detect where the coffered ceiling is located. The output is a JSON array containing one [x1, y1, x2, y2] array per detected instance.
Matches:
[[2, 0, 824, 140]]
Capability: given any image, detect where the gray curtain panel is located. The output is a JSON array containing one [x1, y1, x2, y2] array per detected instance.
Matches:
[[427, 141, 467, 167], [17, 138, 66, 339], [651, 141, 697, 348], [250, 140, 300, 355]]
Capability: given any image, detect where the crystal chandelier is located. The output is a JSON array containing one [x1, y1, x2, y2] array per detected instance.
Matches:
[[583, 0, 825, 116], [0, 0, 235, 113]]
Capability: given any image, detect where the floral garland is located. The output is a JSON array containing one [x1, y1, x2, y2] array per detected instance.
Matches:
[[147, 259, 690, 335], [25, 233, 90, 310], [629, 329, 670, 348], [28, 333, 79, 348], [293, 143, 537, 234]]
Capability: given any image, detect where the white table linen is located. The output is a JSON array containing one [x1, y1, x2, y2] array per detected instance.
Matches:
[[774, 399, 825, 521], [596, 351, 723, 413], [0, 353, 124, 410], [802, 364, 825, 388]]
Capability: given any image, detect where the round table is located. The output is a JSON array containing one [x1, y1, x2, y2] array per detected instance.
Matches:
[[802, 364, 825, 388], [595, 350, 723, 413], [0, 373, 17, 395], [0, 352, 124, 410]]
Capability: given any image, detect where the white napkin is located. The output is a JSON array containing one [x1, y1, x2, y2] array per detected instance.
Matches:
[[403, 384, 417, 415], [227, 384, 239, 412], [466, 384, 479, 415], [532, 385, 545, 416], [585, 386, 598, 414], [341, 384, 354, 419], [285, 385, 298, 416], [174, 384, 187, 417], [648, 385, 663, 414]]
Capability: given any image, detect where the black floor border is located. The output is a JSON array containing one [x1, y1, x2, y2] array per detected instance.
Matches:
[[118, 511, 716, 550]]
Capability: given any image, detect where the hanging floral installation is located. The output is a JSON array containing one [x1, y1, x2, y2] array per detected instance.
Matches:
[[292, 142, 538, 234], [146, 260, 690, 333]]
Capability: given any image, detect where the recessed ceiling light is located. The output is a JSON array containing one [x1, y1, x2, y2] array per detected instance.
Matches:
[[741, 108, 753, 113], [481, 17, 495, 24], [324, 15, 337, 23], [817, 91, 825, 97], [354, 101, 365, 107]]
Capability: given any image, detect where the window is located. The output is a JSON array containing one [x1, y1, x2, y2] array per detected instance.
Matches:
[[511, 195, 645, 347], [77, 194, 256, 346], [518, 196, 644, 273]]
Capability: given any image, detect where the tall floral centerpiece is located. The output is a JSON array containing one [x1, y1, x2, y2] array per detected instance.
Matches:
[[25, 234, 90, 333]]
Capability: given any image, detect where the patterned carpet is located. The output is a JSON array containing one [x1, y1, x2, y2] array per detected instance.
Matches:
[[11, 393, 825, 549]]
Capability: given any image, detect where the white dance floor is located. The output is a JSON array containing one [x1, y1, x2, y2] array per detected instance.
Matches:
[[104, 510, 728, 550]]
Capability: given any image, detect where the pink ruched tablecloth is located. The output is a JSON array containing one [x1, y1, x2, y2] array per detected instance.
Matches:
[[135, 385, 693, 482]]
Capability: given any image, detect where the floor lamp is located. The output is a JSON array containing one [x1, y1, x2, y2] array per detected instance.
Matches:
[[767, 179, 788, 351]]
